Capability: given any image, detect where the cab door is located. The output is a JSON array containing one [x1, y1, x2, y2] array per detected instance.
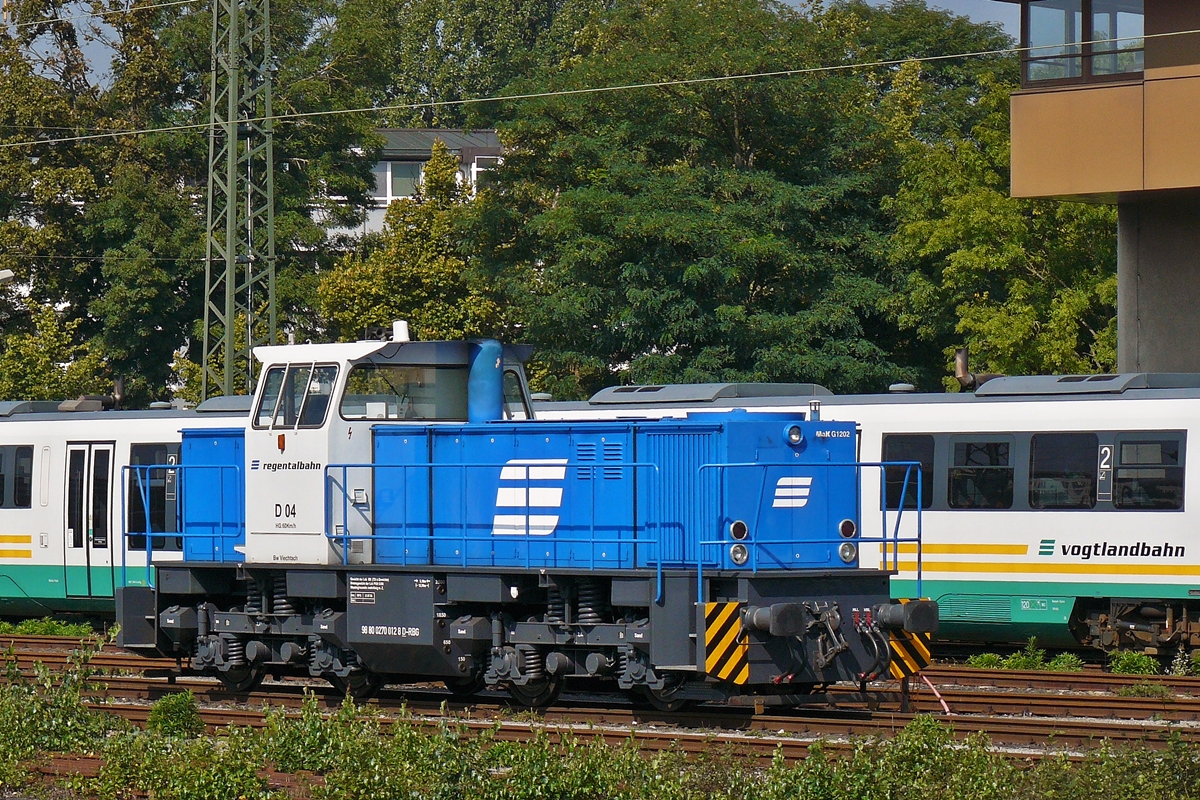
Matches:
[[64, 443, 115, 597]]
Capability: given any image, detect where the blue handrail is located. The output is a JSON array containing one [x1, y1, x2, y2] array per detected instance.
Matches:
[[120, 463, 244, 589], [693, 461, 923, 601]]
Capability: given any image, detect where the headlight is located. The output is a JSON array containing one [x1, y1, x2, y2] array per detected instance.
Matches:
[[785, 424, 804, 446], [729, 520, 749, 541], [838, 518, 857, 538], [730, 543, 749, 566], [838, 542, 858, 564]]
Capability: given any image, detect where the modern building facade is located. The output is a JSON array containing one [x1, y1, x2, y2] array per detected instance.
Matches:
[[1000, 0, 1200, 371]]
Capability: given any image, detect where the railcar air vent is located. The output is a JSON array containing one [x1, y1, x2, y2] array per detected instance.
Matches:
[[603, 442, 624, 480], [576, 442, 597, 480]]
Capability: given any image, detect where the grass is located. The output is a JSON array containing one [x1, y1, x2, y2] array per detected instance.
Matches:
[[6, 638, 1200, 799]]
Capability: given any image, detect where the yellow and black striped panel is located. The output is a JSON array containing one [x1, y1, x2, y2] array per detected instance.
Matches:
[[704, 602, 749, 685], [888, 630, 932, 679]]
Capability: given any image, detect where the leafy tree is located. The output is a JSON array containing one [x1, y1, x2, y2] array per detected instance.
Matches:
[[466, 0, 908, 399], [884, 69, 1117, 388], [329, 0, 607, 128], [0, 302, 109, 400], [319, 140, 504, 340]]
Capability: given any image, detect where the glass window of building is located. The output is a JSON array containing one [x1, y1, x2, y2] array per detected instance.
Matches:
[[1091, 0, 1144, 75], [390, 162, 422, 198], [1023, 0, 1142, 84], [370, 161, 388, 200], [1027, 0, 1083, 82]]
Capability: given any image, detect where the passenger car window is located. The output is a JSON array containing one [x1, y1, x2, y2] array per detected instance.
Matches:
[[340, 364, 469, 421], [0, 446, 34, 509], [1029, 433, 1098, 509], [882, 434, 933, 509], [1115, 439, 1184, 510], [127, 443, 180, 551], [949, 439, 1014, 509]]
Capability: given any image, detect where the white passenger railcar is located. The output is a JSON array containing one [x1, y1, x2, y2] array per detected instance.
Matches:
[[537, 374, 1200, 654], [0, 398, 247, 615]]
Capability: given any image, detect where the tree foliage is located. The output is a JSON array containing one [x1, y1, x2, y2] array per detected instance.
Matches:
[[320, 140, 505, 341], [466, 0, 916, 398], [884, 67, 1117, 388], [0, 0, 1121, 402]]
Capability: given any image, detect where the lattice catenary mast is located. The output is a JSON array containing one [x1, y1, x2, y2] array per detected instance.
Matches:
[[201, 0, 277, 399]]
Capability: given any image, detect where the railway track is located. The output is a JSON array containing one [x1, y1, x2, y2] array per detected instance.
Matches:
[[7, 635, 1200, 758]]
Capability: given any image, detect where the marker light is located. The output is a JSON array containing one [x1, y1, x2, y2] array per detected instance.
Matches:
[[730, 520, 749, 541], [730, 543, 749, 566], [785, 424, 804, 446], [838, 519, 857, 538], [838, 542, 858, 564]]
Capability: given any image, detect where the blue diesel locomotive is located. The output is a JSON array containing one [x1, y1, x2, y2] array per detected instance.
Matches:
[[117, 333, 935, 707]]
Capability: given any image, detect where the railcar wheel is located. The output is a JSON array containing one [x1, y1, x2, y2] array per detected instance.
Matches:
[[217, 665, 265, 693], [507, 677, 563, 708], [328, 669, 385, 700]]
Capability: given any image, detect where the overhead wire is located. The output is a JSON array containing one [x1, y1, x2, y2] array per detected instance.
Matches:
[[8, 0, 201, 29], [0, 27, 1188, 152]]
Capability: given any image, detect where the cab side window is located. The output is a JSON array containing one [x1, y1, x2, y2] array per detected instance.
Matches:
[[502, 369, 532, 421]]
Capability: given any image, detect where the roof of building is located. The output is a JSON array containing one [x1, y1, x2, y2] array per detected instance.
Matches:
[[378, 129, 501, 160]]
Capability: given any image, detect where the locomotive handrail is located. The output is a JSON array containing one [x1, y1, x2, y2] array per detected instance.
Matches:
[[121, 463, 245, 589], [694, 461, 924, 600], [323, 461, 669, 602]]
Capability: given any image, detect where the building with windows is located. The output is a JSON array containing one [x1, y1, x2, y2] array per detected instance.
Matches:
[[1000, 1, 1200, 371], [354, 129, 501, 236]]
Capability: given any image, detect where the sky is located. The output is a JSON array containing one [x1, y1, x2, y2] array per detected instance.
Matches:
[[886, 0, 1019, 35]]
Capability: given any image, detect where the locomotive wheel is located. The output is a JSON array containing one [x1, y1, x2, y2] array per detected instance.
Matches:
[[507, 676, 563, 708], [217, 665, 265, 693], [636, 678, 692, 712], [328, 669, 385, 700], [444, 675, 485, 698]]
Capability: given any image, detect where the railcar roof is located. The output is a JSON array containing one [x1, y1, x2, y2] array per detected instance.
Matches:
[[535, 373, 1200, 412]]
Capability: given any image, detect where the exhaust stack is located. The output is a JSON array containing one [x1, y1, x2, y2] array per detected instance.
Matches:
[[954, 348, 1002, 392]]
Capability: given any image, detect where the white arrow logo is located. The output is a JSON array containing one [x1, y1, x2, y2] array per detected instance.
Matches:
[[772, 476, 813, 508], [492, 459, 567, 536]]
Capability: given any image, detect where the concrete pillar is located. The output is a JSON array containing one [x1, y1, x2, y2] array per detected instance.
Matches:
[[1117, 196, 1200, 373]]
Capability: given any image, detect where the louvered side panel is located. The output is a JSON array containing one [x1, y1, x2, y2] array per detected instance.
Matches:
[[637, 428, 721, 568]]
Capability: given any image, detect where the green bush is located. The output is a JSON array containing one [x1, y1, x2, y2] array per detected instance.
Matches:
[[0, 636, 123, 787], [0, 617, 95, 637], [1109, 650, 1160, 675], [1046, 652, 1085, 672], [965, 652, 1003, 669], [1001, 638, 1046, 671], [147, 691, 205, 739]]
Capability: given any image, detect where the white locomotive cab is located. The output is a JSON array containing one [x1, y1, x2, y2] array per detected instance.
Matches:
[[244, 341, 388, 566]]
